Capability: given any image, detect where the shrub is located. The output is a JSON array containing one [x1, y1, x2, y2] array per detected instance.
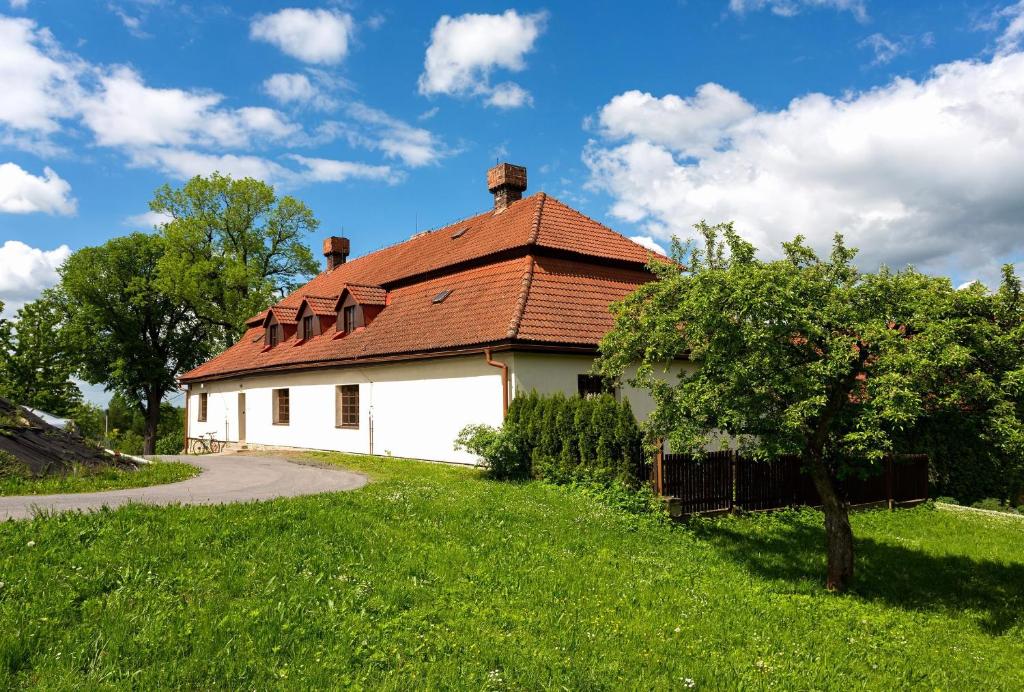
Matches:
[[477, 391, 647, 487], [109, 429, 144, 455], [970, 498, 1021, 514], [0, 450, 29, 479], [155, 432, 184, 455], [454, 424, 529, 480]]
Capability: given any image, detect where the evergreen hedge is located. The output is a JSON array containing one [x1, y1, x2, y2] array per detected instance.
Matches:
[[459, 391, 646, 486]]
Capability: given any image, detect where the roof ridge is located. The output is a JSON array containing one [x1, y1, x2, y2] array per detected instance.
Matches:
[[506, 254, 536, 339], [528, 192, 546, 245]]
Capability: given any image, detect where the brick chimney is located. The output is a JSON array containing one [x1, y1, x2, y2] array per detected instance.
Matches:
[[487, 163, 527, 211], [323, 236, 350, 271]]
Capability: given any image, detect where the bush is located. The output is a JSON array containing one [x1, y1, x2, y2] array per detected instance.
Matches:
[[109, 429, 144, 455], [459, 391, 646, 487], [0, 450, 29, 480], [454, 424, 529, 480], [970, 498, 1021, 514], [155, 431, 184, 455]]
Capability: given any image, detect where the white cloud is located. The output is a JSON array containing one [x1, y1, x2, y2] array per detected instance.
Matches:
[[0, 17, 82, 135], [995, 1, 1024, 55], [250, 8, 354, 65], [584, 51, 1024, 283], [729, 0, 868, 22], [0, 163, 75, 215], [124, 209, 173, 228], [80, 67, 298, 150], [859, 33, 909, 65], [129, 148, 292, 183], [9, 0, 29, 10], [263, 72, 315, 104], [109, 4, 149, 39], [0, 240, 71, 313], [288, 155, 399, 184], [629, 235, 667, 256], [596, 85, 756, 158], [486, 82, 532, 109], [346, 103, 451, 167], [418, 10, 546, 108]]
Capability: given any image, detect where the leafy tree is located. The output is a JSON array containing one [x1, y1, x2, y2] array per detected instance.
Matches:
[[596, 223, 977, 591], [0, 292, 83, 415], [150, 173, 320, 347], [58, 233, 209, 455]]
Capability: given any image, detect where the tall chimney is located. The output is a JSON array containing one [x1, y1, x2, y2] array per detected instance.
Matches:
[[323, 236, 350, 271], [487, 163, 527, 211]]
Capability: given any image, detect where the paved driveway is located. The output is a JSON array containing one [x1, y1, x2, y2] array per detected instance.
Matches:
[[0, 454, 368, 521]]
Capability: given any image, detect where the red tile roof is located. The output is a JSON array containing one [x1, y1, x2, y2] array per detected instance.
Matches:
[[299, 295, 338, 316], [181, 193, 666, 382]]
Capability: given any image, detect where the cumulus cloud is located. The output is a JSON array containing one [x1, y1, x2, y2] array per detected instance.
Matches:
[[729, 0, 868, 22], [81, 67, 298, 149], [0, 17, 82, 136], [0, 162, 75, 215], [250, 8, 354, 65], [629, 235, 668, 256], [418, 10, 546, 108], [9, 0, 29, 10], [0, 240, 70, 314], [263, 72, 315, 104], [584, 51, 1024, 283]]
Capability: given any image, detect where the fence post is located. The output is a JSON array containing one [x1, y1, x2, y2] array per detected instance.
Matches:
[[729, 451, 737, 513], [654, 440, 664, 496], [885, 456, 894, 511]]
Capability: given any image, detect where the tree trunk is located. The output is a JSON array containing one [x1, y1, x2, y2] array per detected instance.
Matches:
[[143, 389, 162, 456], [806, 451, 854, 592]]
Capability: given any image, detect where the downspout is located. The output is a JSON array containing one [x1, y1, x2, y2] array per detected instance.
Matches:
[[182, 384, 189, 453], [483, 348, 509, 418]]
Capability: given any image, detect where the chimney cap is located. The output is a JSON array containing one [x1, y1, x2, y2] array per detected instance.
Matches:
[[487, 163, 527, 193], [323, 236, 350, 270]]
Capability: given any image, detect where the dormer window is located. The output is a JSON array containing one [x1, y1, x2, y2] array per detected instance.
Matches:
[[269, 324, 280, 347], [343, 305, 356, 333], [302, 315, 314, 340]]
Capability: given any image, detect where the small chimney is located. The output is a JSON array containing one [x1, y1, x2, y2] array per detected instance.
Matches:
[[487, 163, 527, 211], [323, 236, 350, 271]]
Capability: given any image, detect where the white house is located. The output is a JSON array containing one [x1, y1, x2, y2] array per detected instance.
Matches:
[[181, 164, 688, 464]]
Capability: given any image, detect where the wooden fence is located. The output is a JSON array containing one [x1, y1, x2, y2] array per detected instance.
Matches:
[[651, 450, 928, 516]]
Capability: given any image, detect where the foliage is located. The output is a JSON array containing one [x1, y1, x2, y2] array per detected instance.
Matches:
[[453, 423, 527, 479], [69, 403, 105, 442], [151, 173, 320, 347], [155, 431, 184, 455], [0, 451, 1021, 688], [970, 498, 1021, 515], [458, 392, 645, 486], [108, 429, 145, 455], [56, 233, 207, 455], [0, 450, 28, 480], [897, 267, 1024, 505], [0, 293, 82, 416], [0, 460, 196, 496], [595, 223, 1009, 590]]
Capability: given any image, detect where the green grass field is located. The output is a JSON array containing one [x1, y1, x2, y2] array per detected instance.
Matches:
[[0, 461, 198, 497], [0, 452, 1021, 689]]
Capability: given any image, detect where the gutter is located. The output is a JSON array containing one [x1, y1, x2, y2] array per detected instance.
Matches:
[[483, 347, 509, 418]]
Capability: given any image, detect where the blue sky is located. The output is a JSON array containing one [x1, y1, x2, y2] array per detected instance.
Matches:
[[2, 0, 1023, 324]]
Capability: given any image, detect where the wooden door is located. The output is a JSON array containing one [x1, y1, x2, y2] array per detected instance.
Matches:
[[237, 392, 246, 442]]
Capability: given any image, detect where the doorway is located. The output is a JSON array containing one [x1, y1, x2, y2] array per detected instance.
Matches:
[[237, 392, 246, 442]]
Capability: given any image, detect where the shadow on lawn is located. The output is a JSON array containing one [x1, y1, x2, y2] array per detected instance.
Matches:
[[690, 512, 1024, 635]]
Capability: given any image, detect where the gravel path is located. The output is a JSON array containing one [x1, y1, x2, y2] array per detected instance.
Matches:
[[0, 454, 368, 521]]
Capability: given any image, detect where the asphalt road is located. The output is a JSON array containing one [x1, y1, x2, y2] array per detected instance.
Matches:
[[0, 454, 368, 521]]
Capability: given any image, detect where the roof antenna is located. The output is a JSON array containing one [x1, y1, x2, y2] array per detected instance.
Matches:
[[415, 211, 418, 234]]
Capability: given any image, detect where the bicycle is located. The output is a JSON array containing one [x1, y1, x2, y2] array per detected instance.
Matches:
[[189, 433, 223, 455]]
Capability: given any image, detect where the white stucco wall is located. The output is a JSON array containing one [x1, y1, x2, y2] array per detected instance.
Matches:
[[187, 350, 691, 464]]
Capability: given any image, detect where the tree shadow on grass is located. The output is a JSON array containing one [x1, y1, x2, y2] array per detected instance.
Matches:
[[688, 512, 1024, 635]]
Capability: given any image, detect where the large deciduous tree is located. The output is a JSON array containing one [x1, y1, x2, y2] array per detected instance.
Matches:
[[58, 233, 209, 455], [597, 223, 979, 592], [0, 293, 83, 415], [150, 173, 320, 347]]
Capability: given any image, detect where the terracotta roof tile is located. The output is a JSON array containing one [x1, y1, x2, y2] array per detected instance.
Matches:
[[183, 192, 667, 381]]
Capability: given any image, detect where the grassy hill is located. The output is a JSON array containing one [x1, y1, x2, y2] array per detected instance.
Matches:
[[0, 453, 1021, 688]]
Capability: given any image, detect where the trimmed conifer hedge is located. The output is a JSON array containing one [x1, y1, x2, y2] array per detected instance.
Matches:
[[458, 391, 646, 485]]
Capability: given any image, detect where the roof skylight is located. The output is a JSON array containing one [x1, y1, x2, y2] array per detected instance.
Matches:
[[432, 289, 453, 304], [451, 227, 469, 239]]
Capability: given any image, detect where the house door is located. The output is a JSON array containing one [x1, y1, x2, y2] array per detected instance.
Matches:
[[237, 393, 246, 442]]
